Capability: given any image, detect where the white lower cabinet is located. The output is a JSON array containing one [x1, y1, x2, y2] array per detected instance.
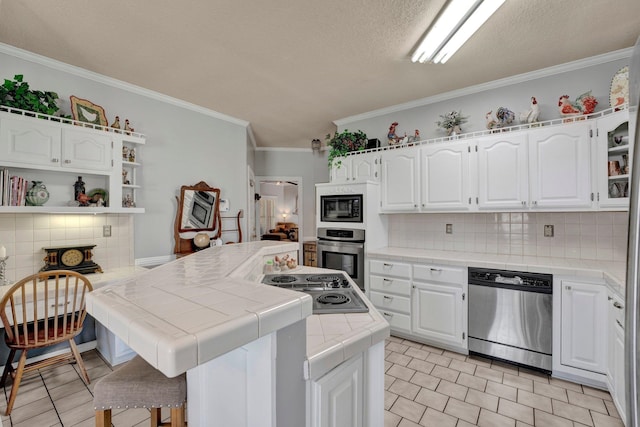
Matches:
[[368, 259, 467, 352], [607, 292, 626, 425], [560, 280, 607, 374], [309, 353, 364, 427], [369, 260, 412, 333]]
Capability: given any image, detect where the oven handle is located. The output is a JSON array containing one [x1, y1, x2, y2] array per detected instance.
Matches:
[[317, 236, 365, 244], [317, 239, 364, 249]]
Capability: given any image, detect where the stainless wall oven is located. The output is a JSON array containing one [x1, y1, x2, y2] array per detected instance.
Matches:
[[319, 194, 363, 223], [317, 228, 365, 291]]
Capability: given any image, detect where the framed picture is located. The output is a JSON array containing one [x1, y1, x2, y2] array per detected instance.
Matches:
[[69, 95, 107, 127]]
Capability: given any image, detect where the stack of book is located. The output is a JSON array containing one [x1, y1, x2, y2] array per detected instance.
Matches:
[[0, 170, 28, 206]]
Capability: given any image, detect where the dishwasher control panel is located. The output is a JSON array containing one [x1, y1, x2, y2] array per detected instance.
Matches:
[[468, 268, 552, 293]]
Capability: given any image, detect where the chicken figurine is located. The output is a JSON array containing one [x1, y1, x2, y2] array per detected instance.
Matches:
[[110, 116, 121, 131], [124, 119, 135, 135], [519, 97, 540, 124], [558, 91, 598, 117]]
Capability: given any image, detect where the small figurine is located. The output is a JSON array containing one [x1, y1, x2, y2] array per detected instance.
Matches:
[[77, 192, 90, 206], [558, 91, 598, 117], [122, 169, 130, 185], [110, 116, 121, 132], [122, 194, 135, 208], [89, 194, 105, 207], [387, 122, 407, 145], [519, 97, 540, 124], [124, 119, 134, 135], [128, 147, 136, 163], [486, 111, 498, 130], [407, 129, 421, 143], [495, 107, 515, 128], [122, 146, 129, 160]]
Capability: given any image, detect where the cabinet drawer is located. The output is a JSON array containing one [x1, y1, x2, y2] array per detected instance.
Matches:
[[414, 264, 465, 285], [369, 275, 411, 296], [378, 310, 410, 332], [369, 260, 411, 279], [369, 291, 410, 313]]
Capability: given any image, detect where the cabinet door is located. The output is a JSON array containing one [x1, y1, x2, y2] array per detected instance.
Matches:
[[613, 320, 626, 423], [420, 142, 471, 211], [62, 128, 112, 171], [380, 148, 419, 212], [309, 353, 363, 427], [560, 281, 607, 373], [330, 157, 351, 183], [476, 133, 529, 209], [0, 117, 62, 167], [529, 122, 593, 209], [412, 282, 466, 348], [352, 154, 380, 182], [596, 111, 630, 208]]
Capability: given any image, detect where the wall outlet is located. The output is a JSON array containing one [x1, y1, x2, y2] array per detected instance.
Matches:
[[103, 225, 112, 237], [544, 225, 554, 237], [446, 224, 453, 234]]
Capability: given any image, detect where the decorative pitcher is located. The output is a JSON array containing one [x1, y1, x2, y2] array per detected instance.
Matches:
[[25, 181, 50, 206]]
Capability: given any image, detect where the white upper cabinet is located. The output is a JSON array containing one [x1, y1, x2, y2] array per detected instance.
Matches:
[[380, 148, 420, 212], [331, 153, 380, 183], [420, 141, 472, 211], [0, 115, 62, 168], [595, 110, 630, 208], [476, 133, 529, 210], [528, 122, 593, 209], [62, 128, 112, 171]]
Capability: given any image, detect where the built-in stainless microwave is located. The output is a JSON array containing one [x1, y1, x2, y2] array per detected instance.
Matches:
[[319, 194, 363, 223]]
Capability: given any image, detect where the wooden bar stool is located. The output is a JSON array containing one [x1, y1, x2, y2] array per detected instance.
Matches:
[[93, 356, 187, 427]]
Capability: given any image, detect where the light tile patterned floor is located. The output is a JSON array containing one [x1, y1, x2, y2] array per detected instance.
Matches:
[[0, 350, 162, 427], [384, 336, 624, 427], [0, 340, 626, 426]]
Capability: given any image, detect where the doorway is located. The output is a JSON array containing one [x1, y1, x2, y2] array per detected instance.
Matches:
[[254, 176, 303, 259]]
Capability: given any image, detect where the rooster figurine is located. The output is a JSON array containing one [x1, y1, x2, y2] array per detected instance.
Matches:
[[110, 116, 121, 132], [558, 91, 598, 117], [519, 97, 540, 124], [124, 119, 135, 135]]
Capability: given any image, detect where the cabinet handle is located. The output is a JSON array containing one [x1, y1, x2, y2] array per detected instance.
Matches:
[[565, 286, 572, 290], [51, 158, 59, 163], [521, 201, 526, 206], [414, 204, 417, 208], [50, 301, 70, 308], [383, 263, 393, 268], [608, 296, 613, 301], [533, 201, 538, 206], [382, 312, 394, 318], [383, 278, 392, 283], [430, 268, 442, 272], [614, 301, 624, 309], [383, 295, 393, 300], [616, 319, 624, 328], [64, 159, 71, 164]]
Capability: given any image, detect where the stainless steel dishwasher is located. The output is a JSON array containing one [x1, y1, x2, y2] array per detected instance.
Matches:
[[468, 267, 553, 372]]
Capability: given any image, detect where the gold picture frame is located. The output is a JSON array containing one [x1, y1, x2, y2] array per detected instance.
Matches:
[[69, 95, 107, 127]]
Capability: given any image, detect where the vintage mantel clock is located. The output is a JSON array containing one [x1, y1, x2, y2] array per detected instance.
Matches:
[[41, 244, 103, 275]]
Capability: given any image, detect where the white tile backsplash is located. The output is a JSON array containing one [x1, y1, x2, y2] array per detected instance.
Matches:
[[388, 212, 629, 262], [0, 213, 134, 283]]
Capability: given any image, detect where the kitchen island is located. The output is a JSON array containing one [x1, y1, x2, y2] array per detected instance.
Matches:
[[87, 241, 389, 427]]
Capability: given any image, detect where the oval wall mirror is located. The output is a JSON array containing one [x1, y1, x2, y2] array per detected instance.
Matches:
[[177, 182, 221, 233]]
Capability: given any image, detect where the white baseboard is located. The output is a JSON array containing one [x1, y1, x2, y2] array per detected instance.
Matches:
[[135, 255, 174, 267]]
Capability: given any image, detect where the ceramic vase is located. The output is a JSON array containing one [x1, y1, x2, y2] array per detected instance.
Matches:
[[25, 181, 50, 206]]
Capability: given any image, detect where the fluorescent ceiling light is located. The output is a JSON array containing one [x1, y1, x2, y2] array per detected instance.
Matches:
[[412, 0, 505, 64]]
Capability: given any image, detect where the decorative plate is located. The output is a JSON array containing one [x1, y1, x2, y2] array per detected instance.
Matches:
[[88, 188, 109, 207], [70, 95, 108, 127], [609, 65, 629, 108]]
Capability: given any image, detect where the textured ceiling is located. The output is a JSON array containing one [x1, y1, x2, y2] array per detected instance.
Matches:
[[0, 0, 639, 148]]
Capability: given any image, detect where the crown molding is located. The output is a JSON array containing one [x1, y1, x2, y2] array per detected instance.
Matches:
[[335, 47, 633, 126], [0, 42, 250, 128]]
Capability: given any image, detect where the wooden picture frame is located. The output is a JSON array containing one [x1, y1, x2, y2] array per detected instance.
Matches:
[[69, 95, 107, 127]]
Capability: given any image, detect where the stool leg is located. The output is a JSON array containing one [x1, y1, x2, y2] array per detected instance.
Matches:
[[151, 407, 162, 426], [95, 409, 111, 427], [171, 406, 186, 427]]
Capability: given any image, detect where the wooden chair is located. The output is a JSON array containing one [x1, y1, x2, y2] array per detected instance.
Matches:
[[94, 355, 187, 427], [0, 270, 93, 415]]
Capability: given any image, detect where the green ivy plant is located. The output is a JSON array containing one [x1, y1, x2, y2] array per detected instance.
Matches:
[[325, 129, 368, 168], [0, 74, 60, 116]]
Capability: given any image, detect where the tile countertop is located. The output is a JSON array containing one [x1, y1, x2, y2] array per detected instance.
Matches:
[[367, 247, 627, 296], [87, 241, 313, 377]]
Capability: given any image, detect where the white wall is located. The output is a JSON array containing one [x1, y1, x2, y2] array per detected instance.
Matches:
[[0, 44, 249, 258], [337, 52, 630, 144]]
